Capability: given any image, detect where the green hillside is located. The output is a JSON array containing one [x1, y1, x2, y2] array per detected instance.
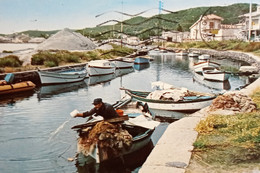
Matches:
[[9, 3, 257, 40]]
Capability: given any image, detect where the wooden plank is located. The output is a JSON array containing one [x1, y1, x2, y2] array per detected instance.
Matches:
[[71, 115, 129, 130]]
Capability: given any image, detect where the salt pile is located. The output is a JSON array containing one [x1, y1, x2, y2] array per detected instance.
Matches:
[[36, 28, 97, 51]]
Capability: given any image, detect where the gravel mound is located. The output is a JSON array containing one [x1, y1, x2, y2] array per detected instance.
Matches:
[[36, 28, 97, 51]]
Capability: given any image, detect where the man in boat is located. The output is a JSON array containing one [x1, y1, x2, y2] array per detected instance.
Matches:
[[75, 98, 119, 120]]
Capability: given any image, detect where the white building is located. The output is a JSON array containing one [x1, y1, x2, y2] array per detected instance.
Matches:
[[189, 14, 223, 41], [239, 4, 260, 41]]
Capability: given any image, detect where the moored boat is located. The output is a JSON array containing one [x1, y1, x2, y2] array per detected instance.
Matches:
[[0, 81, 36, 95], [134, 56, 150, 64], [120, 82, 217, 113], [86, 60, 115, 76], [202, 67, 231, 82], [198, 54, 211, 60], [37, 68, 87, 85], [109, 57, 134, 69], [193, 60, 220, 73]]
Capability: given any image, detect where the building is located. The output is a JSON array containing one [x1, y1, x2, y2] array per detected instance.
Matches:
[[239, 4, 260, 41]]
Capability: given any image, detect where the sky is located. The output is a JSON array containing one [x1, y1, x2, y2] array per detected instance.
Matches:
[[0, 0, 258, 34]]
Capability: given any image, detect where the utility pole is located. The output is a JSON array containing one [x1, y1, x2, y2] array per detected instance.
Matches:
[[248, 2, 252, 42]]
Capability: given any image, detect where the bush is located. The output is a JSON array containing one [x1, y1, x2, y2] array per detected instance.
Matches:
[[0, 55, 23, 67]]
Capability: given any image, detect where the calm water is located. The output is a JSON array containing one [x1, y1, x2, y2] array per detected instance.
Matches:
[[0, 54, 249, 173]]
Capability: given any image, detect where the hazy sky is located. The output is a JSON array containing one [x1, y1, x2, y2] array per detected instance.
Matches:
[[0, 0, 257, 34]]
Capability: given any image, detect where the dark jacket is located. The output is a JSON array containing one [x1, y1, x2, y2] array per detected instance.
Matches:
[[82, 103, 118, 120]]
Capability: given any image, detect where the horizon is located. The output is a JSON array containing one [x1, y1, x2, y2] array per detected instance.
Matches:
[[0, 0, 258, 35]]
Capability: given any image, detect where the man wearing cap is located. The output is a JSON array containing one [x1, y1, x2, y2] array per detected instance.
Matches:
[[75, 98, 119, 120]]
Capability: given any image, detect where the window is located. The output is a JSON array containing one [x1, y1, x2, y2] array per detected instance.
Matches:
[[209, 22, 214, 29]]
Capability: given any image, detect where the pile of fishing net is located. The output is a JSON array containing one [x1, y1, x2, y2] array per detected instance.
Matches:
[[209, 92, 257, 113], [77, 121, 132, 158]]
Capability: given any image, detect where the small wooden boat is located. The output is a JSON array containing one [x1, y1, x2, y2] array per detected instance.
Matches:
[[86, 60, 115, 76], [37, 68, 87, 85], [198, 54, 211, 60], [202, 67, 231, 82], [134, 63, 150, 71], [120, 86, 217, 113], [0, 81, 36, 95], [72, 99, 159, 164], [188, 52, 199, 57], [134, 56, 150, 64], [109, 57, 134, 69], [192, 71, 231, 91], [193, 60, 220, 73]]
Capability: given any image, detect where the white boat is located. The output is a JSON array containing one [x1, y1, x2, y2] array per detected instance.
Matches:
[[109, 57, 134, 69], [188, 52, 199, 57], [202, 67, 231, 82], [148, 49, 160, 56], [120, 82, 217, 113], [37, 68, 87, 85], [86, 60, 115, 76], [193, 60, 220, 73], [198, 54, 211, 60], [192, 71, 231, 91], [176, 51, 188, 56]]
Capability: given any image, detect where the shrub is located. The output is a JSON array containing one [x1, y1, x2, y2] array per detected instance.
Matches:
[[0, 55, 23, 67]]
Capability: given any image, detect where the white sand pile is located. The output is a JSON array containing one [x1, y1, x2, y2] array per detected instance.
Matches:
[[36, 28, 97, 51]]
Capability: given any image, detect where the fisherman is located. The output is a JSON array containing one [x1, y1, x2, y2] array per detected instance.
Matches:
[[75, 98, 119, 120]]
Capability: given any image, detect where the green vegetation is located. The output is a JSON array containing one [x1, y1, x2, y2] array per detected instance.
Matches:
[[2, 50, 13, 53], [30, 44, 135, 67], [0, 55, 22, 67], [188, 88, 260, 172]]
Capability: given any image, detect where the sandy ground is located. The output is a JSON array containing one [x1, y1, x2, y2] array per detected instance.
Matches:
[[0, 43, 39, 65]]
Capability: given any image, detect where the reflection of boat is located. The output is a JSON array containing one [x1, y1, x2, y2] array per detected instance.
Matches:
[[133, 63, 150, 71], [86, 60, 115, 76], [0, 81, 36, 95], [37, 68, 87, 85], [176, 51, 188, 56], [109, 57, 134, 69], [193, 61, 220, 73], [193, 71, 231, 90], [134, 56, 150, 64], [88, 74, 115, 86], [38, 79, 88, 98], [115, 67, 134, 77], [202, 67, 231, 82], [120, 83, 216, 113]]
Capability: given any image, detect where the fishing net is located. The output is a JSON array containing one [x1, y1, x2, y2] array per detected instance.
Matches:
[[77, 121, 132, 158]]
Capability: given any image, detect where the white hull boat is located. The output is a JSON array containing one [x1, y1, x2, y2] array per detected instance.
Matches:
[[37, 68, 87, 85], [198, 54, 211, 60], [109, 57, 134, 69], [86, 60, 115, 76], [202, 67, 230, 82], [193, 61, 220, 73]]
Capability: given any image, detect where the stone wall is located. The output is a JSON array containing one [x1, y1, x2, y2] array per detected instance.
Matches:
[[189, 48, 260, 72]]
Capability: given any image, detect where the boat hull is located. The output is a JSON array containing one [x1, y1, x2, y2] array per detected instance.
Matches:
[[193, 61, 220, 73], [134, 57, 150, 64], [124, 89, 216, 113], [110, 58, 134, 69], [0, 81, 36, 95], [203, 71, 230, 82], [37, 70, 87, 85]]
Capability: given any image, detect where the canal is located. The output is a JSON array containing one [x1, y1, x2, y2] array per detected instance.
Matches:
[[0, 54, 250, 172]]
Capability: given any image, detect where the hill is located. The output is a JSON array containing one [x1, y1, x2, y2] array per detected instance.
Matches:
[[5, 3, 257, 40]]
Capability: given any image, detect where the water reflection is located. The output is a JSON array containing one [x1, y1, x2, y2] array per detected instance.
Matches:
[[37, 79, 88, 99], [88, 74, 116, 86], [76, 140, 154, 173], [0, 90, 35, 106], [133, 63, 150, 71], [115, 68, 134, 77], [192, 71, 231, 91]]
